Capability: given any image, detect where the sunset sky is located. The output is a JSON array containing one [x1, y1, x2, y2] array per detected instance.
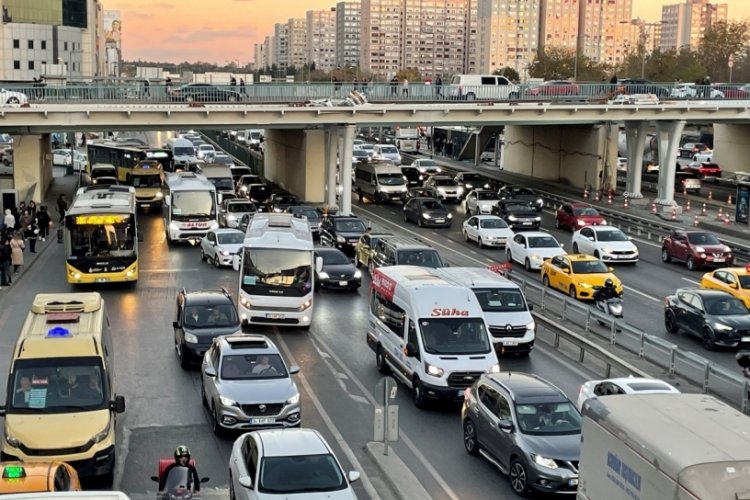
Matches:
[[106, 0, 750, 64]]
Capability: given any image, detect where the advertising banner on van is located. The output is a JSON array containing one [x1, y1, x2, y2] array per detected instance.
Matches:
[[371, 269, 397, 301]]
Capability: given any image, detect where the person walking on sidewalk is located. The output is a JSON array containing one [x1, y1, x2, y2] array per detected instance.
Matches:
[[0, 237, 11, 286], [23, 214, 38, 254], [56, 194, 68, 225], [27, 200, 37, 219], [3, 208, 15, 232], [36, 205, 51, 242], [10, 232, 24, 274]]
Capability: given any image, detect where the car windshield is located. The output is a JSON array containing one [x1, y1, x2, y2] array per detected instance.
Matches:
[[479, 219, 508, 229], [378, 173, 406, 186], [214, 156, 232, 165], [397, 250, 443, 267], [506, 203, 531, 211], [511, 188, 535, 195], [380, 146, 398, 154], [419, 318, 491, 355], [131, 174, 162, 187], [228, 202, 256, 213], [173, 147, 194, 157], [317, 250, 350, 265], [687, 233, 722, 245], [477, 192, 498, 200], [473, 289, 526, 312], [334, 219, 366, 233], [217, 232, 244, 245], [740, 276, 750, 289], [421, 200, 444, 210], [293, 208, 319, 219], [354, 150, 369, 158], [462, 173, 483, 181], [259, 454, 346, 494], [571, 260, 610, 274], [574, 207, 599, 216], [417, 160, 437, 167], [275, 196, 297, 205], [183, 304, 239, 328], [220, 353, 287, 380], [515, 402, 582, 435], [595, 230, 628, 242], [172, 191, 215, 220], [705, 297, 749, 315], [9, 357, 108, 413], [241, 248, 312, 297], [433, 178, 456, 186], [528, 236, 559, 248]]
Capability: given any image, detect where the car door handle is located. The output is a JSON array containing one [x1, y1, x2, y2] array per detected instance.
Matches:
[[488, 421, 496, 428]]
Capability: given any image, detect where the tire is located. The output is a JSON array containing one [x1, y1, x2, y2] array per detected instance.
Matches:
[[509, 91, 519, 100], [477, 237, 483, 249], [418, 218, 424, 228], [211, 404, 224, 436], [665, 310, 679, 333], [569, 286, 577, 299], [403, 212, 409, 223], [594, 250, 600, 259], [200, 249, 206, 262], [229, 472, 237, 500], [686, 256, 697, 271], [463, 419, 480, 456], [214, 255, 221, 269], [369, 259, 376, 275], [702, 328, 717, 350], [376, 346, 390, 374], [509, 459, 530, 497], [6, 97, 19, 105], [185, 96, 194, 103], [228, 95, 238, 102], [178, 342, 189, 370], [524, 258, 531, 271], [413, 377, 427, 409], [572, 243, 579, 253], [661, 247, 672, 263], [542, 274, 550, 288], [201, 380, 208, 407], [463, 230, 469, 242]]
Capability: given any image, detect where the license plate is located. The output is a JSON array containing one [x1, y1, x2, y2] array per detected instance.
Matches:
[[713, 258, 725, 263], [95, 278, 110, 283], [251, 417, 275, 425], [742, 336, 750, 342], [435, 219, 445, 223], [339, 280, 348, 286], [522, 221, 532, 225], [569, 478, 579, 487], [266, 314, 286, 320], [505, 341, 519, 346]]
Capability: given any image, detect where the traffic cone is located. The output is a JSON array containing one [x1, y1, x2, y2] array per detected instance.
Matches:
[[607, 194, 613, 205], [671, 208, 677, 221], [651, 202, 657, 214], [693, 215, 699, 226], [724, 215, 731, 225], [708, 191, 713, 201], [583, 189, 589, 199], [623, 197, 629, 209], [728, 194, 733, 205], [685, 200, 691, 212], [701, 203, 707, 216], [683, 187, 687, 196], [716, 207, 724, 220], [594, 191, 601, 202]]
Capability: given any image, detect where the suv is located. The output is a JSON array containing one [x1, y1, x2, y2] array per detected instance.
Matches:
[[218, 199, 257, 228], [236, 175, 270, 202], [370, 236, 445, 273], [661, 230, 733, 271], [319, 215, 368, 256], [491, 200, 541, 230], [201, 334, 301, 436], [423, 175, 463, 202], [173, 288, 241, 369], [462, 372, 581, 496]]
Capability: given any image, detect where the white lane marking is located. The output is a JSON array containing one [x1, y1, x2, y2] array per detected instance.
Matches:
[[682, 277, 700, 285], [275, 334, 382, 500], [309, 336, 461, 500], [623, 285, 660, 303], [141, 268, 201, 273]]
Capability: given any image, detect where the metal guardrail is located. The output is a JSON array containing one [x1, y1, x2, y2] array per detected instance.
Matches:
[[508, 273, 750, 413]]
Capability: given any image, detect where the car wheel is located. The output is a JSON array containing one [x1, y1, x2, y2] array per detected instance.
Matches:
[[665, 310, 679, 333], [466, 92, 476, 101], [478, 237, 484, 249], [661, 247, 672, 263], [418, 218, 424, 228], [200, 248, 206, 262], [507, 250, 513, 263], [6, 97, 19, 105], [463, 419, 480, 456], [201, 380, 208, 407], [687, 256, 697, 271], [573, 243, 579, 253], [376, 346, 390, 374], [594, 250, 600, 259], [403, 212, 409, 223], [368, 259, 376, 275], [525, 258, 532, 271], [509, 459, 530, 496], [542, 274, 550, 288], [185, 96, 194, 103], [178, 342, 189, 370], [569, 286, 577, 299], [211, 404, 224, 436], [214, 255, 221, 269], [464, 230, 469, 242], [702, 328, 717, 350], [413, 377, 427, 409]]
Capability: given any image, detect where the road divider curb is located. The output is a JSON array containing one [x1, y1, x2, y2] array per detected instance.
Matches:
[[365, 442, 431, 500]]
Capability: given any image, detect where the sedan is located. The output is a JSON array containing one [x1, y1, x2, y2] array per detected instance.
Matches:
[[462, 215, 514, 248], [228, 428, 360, 500], [454, 172, 491, 193], [196, 144, 215, 160], [665, 289, 750, 350], [411, 158, 443, 176], [555, 203, 606, 231], [352, 148, 370, 165], [491, 201, 541, 230], [200, 229, 245, 268], [575, 377, 679, 410], [170, 83, 242, 102], [700, 267, 750, 309], [287, 205, 323, 237], [266, 194, 300, 213], [314, 248, 362, 291], [423, 175, 463, 202], [403, 197, 452, 228], [506, 232, 566, 271], [526, 80, 580, 97], [541, 254, 623, 300], [464, 189, 501, 216], [0, 89, 28, 106], [571, 226, 639, 263]]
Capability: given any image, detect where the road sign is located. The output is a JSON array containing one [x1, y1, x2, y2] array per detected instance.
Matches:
[[729, 54, 735, 68], [375, 376, 398, 406], [373, 405, 399, 442]]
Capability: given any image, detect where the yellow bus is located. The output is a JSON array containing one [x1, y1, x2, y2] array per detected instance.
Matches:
[[60, 185, 142, 284]]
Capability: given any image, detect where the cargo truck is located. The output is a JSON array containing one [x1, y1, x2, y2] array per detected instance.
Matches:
[[577, 393, 750, 500]]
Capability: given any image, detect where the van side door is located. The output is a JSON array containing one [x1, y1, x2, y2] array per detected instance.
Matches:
[[403, 319, 421, 382]]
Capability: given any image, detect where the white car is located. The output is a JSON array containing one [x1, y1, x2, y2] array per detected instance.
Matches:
[[229, 428, 360, 500], [0, 89, 28, 106], [617, 157, 628, 171], [576, 377, 680, 410], [52, 149, 88, 171], [410, 158, 442, 175], [506, 231, 566, 271], [464, 189, 501, 215], [571, 226, 639, 263], [200, 228, 245, 268], [608, 93, 658, 105], [670, 84, 724, 100], [196, 144, 216, 160], [462, 215, 513, 248]]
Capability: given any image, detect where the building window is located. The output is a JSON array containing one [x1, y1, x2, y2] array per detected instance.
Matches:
[[41, 41, 47, 50], [12, 39, 19, 49], [28, 61, 34, 70], [64, 42, 68, 51], [13, 61, 20, 70], [28, 40, 33, 49]]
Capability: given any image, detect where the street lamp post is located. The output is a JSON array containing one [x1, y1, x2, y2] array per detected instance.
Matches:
[[620, 18, 664, 79]]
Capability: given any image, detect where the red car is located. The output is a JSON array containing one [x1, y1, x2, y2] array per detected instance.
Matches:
[[555, 202, 606, 230], [662, 230, 732, 271], [713, 85, 750, 99], [526, 80, 580, 97], [687, 162, 722, 179]]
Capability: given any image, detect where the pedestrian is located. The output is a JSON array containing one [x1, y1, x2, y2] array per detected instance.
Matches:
[[435, 75, 443, 98], [239, 78, 246, 96], [230, 75, 237, 93], [0, 237, 10, 286], [56, 194, 68, 224], [334, 77, 342, 94], [10, 232, 24, 273], [17, 201, 26, 217], [27, 200, 37, 219], [19, 207, 32, 230], [143, 79, 150, 97], [390, 76, 398, 96], [23, 217, 37, 253], [36, 205, 51, 242], [401, 78, 409, 97], [3, 208, 15, 232], [610, 74, 618, 85]]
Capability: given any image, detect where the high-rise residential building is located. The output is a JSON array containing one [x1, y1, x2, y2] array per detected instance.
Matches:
[[360, 0, 403, 78], [477, 0, 541, 78], [464, 0, 479, 74], [336, 1, 361, 69], [253, 43, 267, 71], [659, 0, 728, 51], [540, 0, 580, 52], [273, 23, 288, 71], [307, 8, 337, 71], [579, 0, 632, 66], [287, 17, 307, 70]]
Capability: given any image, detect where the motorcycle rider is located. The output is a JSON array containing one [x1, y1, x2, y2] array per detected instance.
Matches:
[[159, 445, 201, 493], [593, 279, 619, 305]]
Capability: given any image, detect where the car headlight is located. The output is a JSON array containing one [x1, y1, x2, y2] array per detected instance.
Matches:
[[169, 222, 179, 231], [424, 362, 444, 377], [447, 213, 453, 219], [239, 297, 251, 308], [603, 247, 614, 254], [534, 455, 559, 469], [227, 214, 237, 221], [695, 246, 706, 253], [219, 250, 229, 256], [534, 216, 541, 222], [577, 219, 585, 226], [91, 420, 111, 444], [526, 321, 536, 331], [219, 395, 237, 407], [714, 323, 734, 331], [354, 270, 362, 279], [273, 208, 283, 213], [336, 235, 346, 243], [422, 213, 432, 219], [465, 184, 473, 189], [418, 167, 426, 173], [536, 198, 543, 205], [488, 363, 501, 373], [723, 245, 732, 252], [457, 187, 465, 194], [579, 282, 593, 288], [286, 393, 300, 405], [4, 429, 20, 447], [319, 272, 330, 280], [508, 216, 518, 221], [240, 186, 248, 192], [184, 332, 199, 344], [299, 299, 312, 312], [155, 191, 164, 199]]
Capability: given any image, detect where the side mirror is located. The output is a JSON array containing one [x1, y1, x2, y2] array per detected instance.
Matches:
[[137, 226, 144, 242], [0, 405, 5, 417], [608, 267, 614, 272], [348, 471, 361, 483], [498, 419, 513, 432], [588, 237, 595, 241], [172, 321, 180, 329], [316, 256, 324, 273], [204, 365, 217, 378], [238, 476, 253, 488], [151, 476, 159, 482], [528, 304, 533, 311], [562, 268, 570, 274], [404, 342, 417, 357], [289, 365, 300, 375], [165, 195, 171, 206], [232, 254, 240, 272], [221, 208, 227, 213], [57, 228, 63, 244], [730, 282, 739, 289], [110, 395, 126, 413]]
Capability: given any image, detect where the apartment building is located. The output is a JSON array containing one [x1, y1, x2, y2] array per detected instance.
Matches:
[[273, 23, 288, 71], [307, 8, 337, 71], [660, 0, 728, 51], [360, 0, 403, 78], [540, 0, 580, 52], [287, 18, 307, 70], [476, 0, 541, 78], [336, 1, 361, 68], [579, 0, 633, 65]]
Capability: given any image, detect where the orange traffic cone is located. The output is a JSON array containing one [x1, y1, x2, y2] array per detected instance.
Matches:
[[607, 194, 613, 205], [685, 200, 691, 212], [594, 191, 601, 202], [623, 197, 629, 209], [724, 215, 731, 225], [708, 191, 713, 201], [583, 189, 589, 199], [671, 208, 677, 221], [728, 195, 733, 205], [717, 207, 724, 220], [651, 203, 657, 214], [693, 215, 699, 226], [683, 187, 687, 196]]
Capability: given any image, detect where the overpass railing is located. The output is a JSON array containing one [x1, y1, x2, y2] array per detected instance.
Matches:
[[2, 82, 749, 105]]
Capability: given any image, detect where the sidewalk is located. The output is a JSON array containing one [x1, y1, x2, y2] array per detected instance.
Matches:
[[0, 168, 79, 294]]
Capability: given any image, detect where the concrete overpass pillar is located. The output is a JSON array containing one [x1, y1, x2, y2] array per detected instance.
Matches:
[[655, 120, 685, 208], [340, 125, 355, 215], [12, 134, 52, 203], [713, 124, 750, 173], [325, 127, 338, 208], [624, 121, 648, 199], [263, 129, 326, 203]]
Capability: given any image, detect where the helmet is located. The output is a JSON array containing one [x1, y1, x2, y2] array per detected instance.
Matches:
[[604, 279, 614, 289], [174, 446, 191, 462]]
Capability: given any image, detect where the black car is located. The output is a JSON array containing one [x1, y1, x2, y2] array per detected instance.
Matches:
[[287, 205, 323, 237], [400, 166, 422, 187], [173, 289, 241, 369], [462, 372, 581, 496], [403, 186, 439, 203], [403, 197, 452, 228], [665, 289, 750, 350], [230, 166, 253, 184], [314, 248, 362, 292], [319, 215, 368, 256], [267, 193, 300, 213], [236, 175, 270, 203], [617, 78, 670, 98], [491, 200, 541, 230], [454, 172, 492, 192], [169, 83, 242, 103], [498, 186, 544, 212]]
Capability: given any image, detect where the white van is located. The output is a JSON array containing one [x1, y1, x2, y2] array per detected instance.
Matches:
[[165, 138, 198, 169], [354, 160, 407, 203], [448, 74, 520, 101], [366, 266, 499, 408], [372, 144, 402, 165], [434, 267, 535, 355]]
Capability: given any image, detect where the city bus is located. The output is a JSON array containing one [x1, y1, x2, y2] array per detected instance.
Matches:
[[163, 172, 218, 244], [60, 185, 142, 284], [232, 213, 319, 330], [395, 126, 420, 153], [86, 141, 174, 181]]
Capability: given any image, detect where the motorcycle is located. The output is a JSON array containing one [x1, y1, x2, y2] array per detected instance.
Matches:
[[596, 297, 624, 326], [151, 460, 209, 500]]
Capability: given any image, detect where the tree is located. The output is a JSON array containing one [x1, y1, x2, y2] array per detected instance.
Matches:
[[527, 47, 607, 81], [697, 20, 750, 81], [493, 67, 519, 83], [395, 68, 422, 82]]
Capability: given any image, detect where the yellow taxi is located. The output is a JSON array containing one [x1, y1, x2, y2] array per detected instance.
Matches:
[[354, 232, 392, 271], [541, 254, 623, 300], [0, 462, 81, 494], [700, 266, 750, 308]]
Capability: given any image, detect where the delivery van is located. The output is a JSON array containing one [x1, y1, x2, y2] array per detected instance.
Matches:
[[354, 160, 407, 203]]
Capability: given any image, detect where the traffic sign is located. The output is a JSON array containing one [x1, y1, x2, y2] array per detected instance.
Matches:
[[729, 54, 735, 68], [375, 376, 398, 406]]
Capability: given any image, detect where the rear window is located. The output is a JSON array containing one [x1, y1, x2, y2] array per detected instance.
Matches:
[[396, 250, 443, 268], [626, 382, 674, 392]]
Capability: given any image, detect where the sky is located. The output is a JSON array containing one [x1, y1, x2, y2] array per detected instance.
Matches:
[[106, 0, 750, 64]]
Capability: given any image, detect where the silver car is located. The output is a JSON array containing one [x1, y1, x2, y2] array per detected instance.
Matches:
[[219, 199, 257, 228], [202, 334, 301, 436]]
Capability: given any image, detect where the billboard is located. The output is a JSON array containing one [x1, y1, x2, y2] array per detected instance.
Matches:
[[104, 10, 122, 77]]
